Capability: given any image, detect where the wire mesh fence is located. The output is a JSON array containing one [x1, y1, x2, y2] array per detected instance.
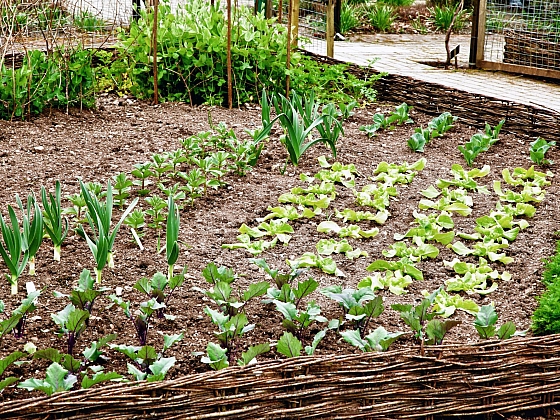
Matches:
[[483, 0, 560, 72]]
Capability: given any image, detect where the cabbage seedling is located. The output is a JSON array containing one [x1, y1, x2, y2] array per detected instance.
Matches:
[[41, 181, 69, 262], [0, 206, 29, 294]]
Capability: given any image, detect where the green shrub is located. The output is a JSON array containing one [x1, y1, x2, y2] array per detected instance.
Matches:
[[367, 3, 397, 32], [532, 241, 560, 334], [119, 1, 290, 106], [340, 2, 361, 34], [428, 3, 470, 31], [0, 48, 96, 120], [379, 0, 414, 6]]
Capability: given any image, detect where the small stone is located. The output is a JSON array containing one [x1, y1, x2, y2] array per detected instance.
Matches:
[[34, 146, 45, 152]]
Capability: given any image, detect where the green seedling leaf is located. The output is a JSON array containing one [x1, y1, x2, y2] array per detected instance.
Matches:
[[147, 357, 176, 381], [305, 330, 327, 355], [474, 304, 498, 339], [238, 343, 270, 366], [81, 371, 122, 389], [277, 331, 302, 358]]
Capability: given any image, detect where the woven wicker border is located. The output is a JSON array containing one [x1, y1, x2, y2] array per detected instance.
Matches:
[[1, 335, 559, 419], [305, 51, 560, 141]]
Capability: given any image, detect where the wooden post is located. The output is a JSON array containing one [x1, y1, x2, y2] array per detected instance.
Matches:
[[476, 0, 487, 65], [227, 0, 233, 109], [152, 0, 159, 105], [286, 0, 291, 96], [326, 0, 334, 58], [265, 0, 272, 18], [278, 0, 283, 23], [290, 0, 299, 47]]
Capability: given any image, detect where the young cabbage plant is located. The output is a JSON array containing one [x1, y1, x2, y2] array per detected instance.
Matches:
[[41, 181, 69, 262], [79, 181, 139, 283], [391, 287, 460, 355], [134, 270, 186, 320], [341, 327, 405, 352], [0, 289, 41, 343], [250, 257, 305, 289], [111, 334, 183, 382], [274, 299, 328, 341], [276, 329, 328, 358], [52, 304, 90, 355], [109, 295, 164, 346], [18, 362, 77, 396], [16, 194, 44, 276], [474, 304, 523, 340], [321, 285, 383, 336], [0, 351, 24, 392], [53, 269, 108, 318], [0, 205, 29, 294]]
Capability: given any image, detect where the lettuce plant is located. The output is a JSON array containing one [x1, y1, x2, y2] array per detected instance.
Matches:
[[407, 128, 431, 153], [312, 158, 356, 188], [394, 211, 455, 245], [367, 258, 423, 281], [444, 257, 510, 295], [354, 184, 397, 210], [358, 271, 414, 296], [258, 205, 318, 222], [458, 120, 504, 167], [436, 164, 491, 194], [373, 158, 426, 185], [360, 103, 413, 137], [335, 208, 389, 225], [317, 221, 379, 239], [288, 252, 344, 276], [316, 238, 368, 260], [427, 112, 457, 136], [428, 289, 480, 318], [278, 192, 333, 211], [41, 181, 69, 262]]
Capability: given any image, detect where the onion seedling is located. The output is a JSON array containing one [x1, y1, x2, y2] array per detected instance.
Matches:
[[79, 181, 138, 283], [41, 181, 69, 262], [0, 206, 29, 294], [166, 196, 180, 282], [16, 194, 44, 276]]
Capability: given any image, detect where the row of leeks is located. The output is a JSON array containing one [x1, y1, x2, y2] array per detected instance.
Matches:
[[0, 181, 182, 294]]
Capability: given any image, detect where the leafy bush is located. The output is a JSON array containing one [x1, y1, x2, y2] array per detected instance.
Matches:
[[340, 2, 361, 34], [428, 3, 471, 31], [532, 241, 560, 334], [0, 48, 96, 120], [367, 4, 397, 32], [380, 0, 415, 6], [119, 1, 290, 106]]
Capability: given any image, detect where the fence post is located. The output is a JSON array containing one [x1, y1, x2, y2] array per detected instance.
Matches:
[[326, 0, 334, 58], [152, 0, 159, 104], [476, 0, 487, 65], [290, 0, 299, 47]]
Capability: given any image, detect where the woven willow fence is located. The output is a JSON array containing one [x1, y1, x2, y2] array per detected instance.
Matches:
[[1, 335, 560, 419], [303, 52, 560, 142]]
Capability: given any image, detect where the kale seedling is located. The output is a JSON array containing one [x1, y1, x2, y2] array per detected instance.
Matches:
[[133, 270, 185, 320], [529, 137, 556, 166], [475, 304, 521, 340]]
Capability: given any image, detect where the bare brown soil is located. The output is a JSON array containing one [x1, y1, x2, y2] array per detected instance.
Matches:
[[0, 94, 558, 406]]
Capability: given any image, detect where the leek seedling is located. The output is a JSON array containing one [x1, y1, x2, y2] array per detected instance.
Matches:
[[79, 181, 138, 283], [0, 206, 29, 294], [16, 194, 44, 276], [166, 196, 180, 282], [41, 181, 69, 262]]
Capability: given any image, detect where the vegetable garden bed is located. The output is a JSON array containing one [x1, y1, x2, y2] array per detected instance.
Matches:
[[0, 91, 559, 418]]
